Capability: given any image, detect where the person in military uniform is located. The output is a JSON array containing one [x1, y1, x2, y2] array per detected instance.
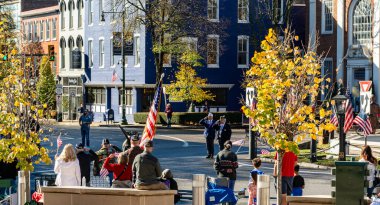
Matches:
[[125, 134, 143, 181], [79, 109, 92, 146], [370, 95, 380, 134], [96, 138, 122, 185], [214, 116, 232, 151], [199, 113, 217, 159]]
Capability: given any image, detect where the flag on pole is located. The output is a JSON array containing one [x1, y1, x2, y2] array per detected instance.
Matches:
[[111, 70, 118, 82], [100, 167, 109, 178], [140, 75, 164, 147], [57, 133, 62, 148], [344, 98, 354, 133], [353, 112, 373, 136], [330, 106, 338, 127]]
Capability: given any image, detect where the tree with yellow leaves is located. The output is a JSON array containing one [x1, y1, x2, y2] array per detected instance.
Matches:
[[241, 28, 336, 205]]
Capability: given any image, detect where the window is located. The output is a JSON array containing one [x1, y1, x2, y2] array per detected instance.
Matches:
[[321, 58, 333, 100], [69, 2, 74, 28], [86, 88, 106, 104], [207, 35, 219, 67], [33, 22, 37, 41], [238, 0, 249, 22], [99, 39, 104, 67], [352, 0, 372, 45], [134, 36, 140, 66], [110, 38, 114, 66], [208, 0, 218, 21], [78, 0, 83, 28], [39, 21, 43, 41], [119, 88, 133, 106], [181, 37, 198, 52], [60, 3, 65, 29], [69, 39, 74, 69], [238, 36, 249, 67], [88, 40, 93, 67], [28, 22, 32, 41], [99, 0, 103, 22], [322, 0, 333, 34], [89, 0, 93, 25], [273, 0, 284, 24], [46, 20, 50, 40], [52, 18, 57, 39], [61, 40, 66, 69]]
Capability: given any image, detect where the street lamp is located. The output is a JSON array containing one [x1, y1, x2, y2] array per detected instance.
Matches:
[[333, 94, 347, 161], [101, 2, 128, 125]]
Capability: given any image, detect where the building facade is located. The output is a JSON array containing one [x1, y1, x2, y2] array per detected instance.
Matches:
[[58, 0, 85, 121], [306, 0, 379, 102]]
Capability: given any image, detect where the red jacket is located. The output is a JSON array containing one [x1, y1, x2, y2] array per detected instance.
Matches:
[[103, 157, 131, 181]]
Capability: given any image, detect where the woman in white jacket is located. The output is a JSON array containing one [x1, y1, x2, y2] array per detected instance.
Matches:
[[54, 144, 81, 186], [359, 145, 378, 197]]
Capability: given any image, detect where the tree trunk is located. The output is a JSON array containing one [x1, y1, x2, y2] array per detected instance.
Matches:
[[276, 150, 284, 205]]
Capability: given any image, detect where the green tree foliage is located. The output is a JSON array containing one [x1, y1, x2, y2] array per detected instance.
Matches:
[[37, 56, 56, 110]]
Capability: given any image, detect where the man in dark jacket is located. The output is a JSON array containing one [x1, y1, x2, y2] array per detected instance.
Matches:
[[132, 140, 168, 190], [214, 140, 239, 191], [76, 143, 99, 186], [199, 113, 217, 159], [126, 134, 143, 180], [214, 116, 232, 151]]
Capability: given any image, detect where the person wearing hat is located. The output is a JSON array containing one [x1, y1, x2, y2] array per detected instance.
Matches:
[[76, 143, 99, 186], [125, 134, 143, 180], [79, 109, 92, 147], [96, 138, 122, 186], [132, 140, 168, 190], [214, 116, 232, 151], [214, 140, 239, 192], [199, 113, 217, 159]]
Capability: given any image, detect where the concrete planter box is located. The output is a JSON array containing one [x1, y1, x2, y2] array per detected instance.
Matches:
[[41, 186, 177, 205]]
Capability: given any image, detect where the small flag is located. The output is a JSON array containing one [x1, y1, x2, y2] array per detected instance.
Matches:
[[100, 167, 109, 178], [232, 139, 245, 145], [344, 98, 354, 133], [330, 106, 338, 127], [260, 149, 270, 155], [57, 134, 62, 148], [353, 112, 373, 136], [111, 70, 118, 82]]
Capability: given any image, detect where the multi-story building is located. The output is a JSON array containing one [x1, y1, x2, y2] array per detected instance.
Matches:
[[58, 0, 85, 121], [0, 0, 21, 43], [306, 0, 379, 102], [20, 5, 60, 74]]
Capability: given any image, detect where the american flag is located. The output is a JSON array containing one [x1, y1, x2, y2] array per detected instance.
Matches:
[[100, 167, 109, 178], [261, 149, 270, 155], [344, 98, 354, 133], [57, 133, 62, 148], [353, 112, 372, 136], [330, 106, 338, 127], [111, 70, 118, 82], [140, 75, 164, 147]]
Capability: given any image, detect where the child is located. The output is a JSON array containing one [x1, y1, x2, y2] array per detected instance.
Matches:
[[250, 158, 264, 181], [292, 165, 305, 196], [248, 170, 258, 205], [160, 169, 180, 204]]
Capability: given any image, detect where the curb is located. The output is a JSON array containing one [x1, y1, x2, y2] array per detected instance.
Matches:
[[259, 158, 331, 170]]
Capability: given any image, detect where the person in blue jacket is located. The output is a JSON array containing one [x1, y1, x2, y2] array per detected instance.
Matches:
[[199, 113, 217, 159]]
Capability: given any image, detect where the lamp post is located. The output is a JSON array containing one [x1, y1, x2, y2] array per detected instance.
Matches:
[[333, 94, 347, 161], [101, 1, 128, 125]]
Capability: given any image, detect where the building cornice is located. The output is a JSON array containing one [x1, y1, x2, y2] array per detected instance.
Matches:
[[20, 6, 59, 18]]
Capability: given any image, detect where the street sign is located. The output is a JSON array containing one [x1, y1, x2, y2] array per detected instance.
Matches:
[[359, 81, 372, 114], [245, 87, 255, 107], [56, 84, 63, 95]]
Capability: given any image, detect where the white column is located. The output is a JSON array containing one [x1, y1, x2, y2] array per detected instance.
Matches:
[[309, 0, 317, 51], [373, 0, 380, 103], [337, 0, 345, 82]]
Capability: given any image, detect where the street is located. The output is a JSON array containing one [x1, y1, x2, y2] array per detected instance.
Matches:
[[35, 125, 333, 204]]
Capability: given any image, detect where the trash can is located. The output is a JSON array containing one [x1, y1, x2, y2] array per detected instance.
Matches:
[[107, 109, 114, 124]]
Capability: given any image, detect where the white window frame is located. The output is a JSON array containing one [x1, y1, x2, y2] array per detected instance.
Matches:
[[88, 39, 93, 68], [28, 22, 32, 42], [207, 34, 219, 68], [61, 3, 65, 30], [52, 18, 57, 39], [61, 44, 65, 69], [78, 0, 83, 28], [69, 3, 73, 29], [99, 38, 105, 68], [237, 35, 249, 68], [33, 21, 38, 41], [321, 0, 333, 34], [238, 0, 249, 23], [321, 58, 333, 100], [45, 19, 50, 41], [110, 37, 115, 67], [89, 0, 93, 25], [134, 34, 141, 67], [273, 0, 284, 24], [351, 0, 372, 46], [207, 0, 219, 22], [39, 20, 44, 41], [99, 0, 103, 22]]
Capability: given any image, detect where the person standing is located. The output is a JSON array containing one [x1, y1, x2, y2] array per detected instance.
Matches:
[[165, 103, 173, 128], [78, 103, 85, 114], [79, 109, 92, 147], [214, 116, 232, 151], [370, 95, 380, 134], [199, 113, 217, 159], [76, 143, 99, 186], [54, 144, 81, 186], [359, 145, 377, 197], [104, 152, 132, 188], [214, 140, 239, 192], [96, 138, 122, 186], [132, 140, 168, 190], [273, 151, 298, 205], [292, 165, 305, 196], [126, 134, 144, 180]]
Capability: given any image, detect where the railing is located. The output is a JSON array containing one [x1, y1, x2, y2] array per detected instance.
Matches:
[[194, 106, 227, 113]]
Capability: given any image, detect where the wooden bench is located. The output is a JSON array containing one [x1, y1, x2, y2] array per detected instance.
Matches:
[[287, 195, 371, 205], [41, 186, 177, 205]]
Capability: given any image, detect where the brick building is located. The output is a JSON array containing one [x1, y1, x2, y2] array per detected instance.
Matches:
[[306, 0, 379, 103]]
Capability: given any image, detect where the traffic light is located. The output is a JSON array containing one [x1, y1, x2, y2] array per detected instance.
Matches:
[[1, 45, 8, 61], [48, 45, 55, 61]]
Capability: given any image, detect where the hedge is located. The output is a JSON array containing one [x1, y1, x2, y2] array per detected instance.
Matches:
[[133, 112, 243, 125]]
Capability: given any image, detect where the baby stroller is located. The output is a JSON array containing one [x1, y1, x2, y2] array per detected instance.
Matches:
[[205, 177, 237, 205]]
